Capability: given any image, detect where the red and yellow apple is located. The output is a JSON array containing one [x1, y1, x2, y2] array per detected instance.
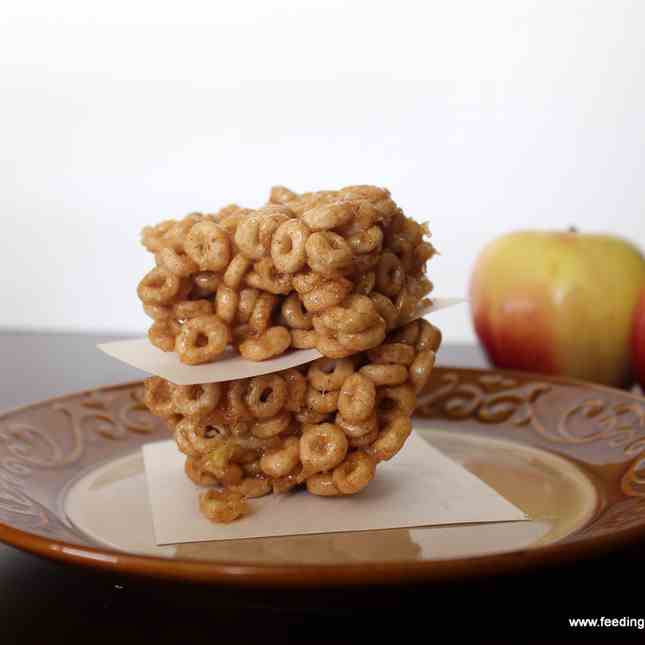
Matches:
[[470, 230, 645, 387], [632, 288, 645, 390]]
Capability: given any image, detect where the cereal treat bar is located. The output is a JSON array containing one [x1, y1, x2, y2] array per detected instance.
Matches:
[[143, 319, 441, 523], [137, 185, 436, 364]]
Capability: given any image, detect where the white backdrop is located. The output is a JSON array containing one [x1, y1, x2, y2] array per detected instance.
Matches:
[[1, 0, 644, 342]]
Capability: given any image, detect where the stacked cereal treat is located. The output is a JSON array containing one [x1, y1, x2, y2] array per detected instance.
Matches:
[[143, 318, 441, 523], [139, 185, 441, 523], [137, 185, 436, 364]]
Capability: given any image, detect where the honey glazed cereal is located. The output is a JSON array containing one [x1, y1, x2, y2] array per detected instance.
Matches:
[[143, 319, 442, 523], [138, 185, 437, 364]]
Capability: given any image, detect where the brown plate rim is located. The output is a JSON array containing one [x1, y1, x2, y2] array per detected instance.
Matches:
[[1, 368, 644, 589]]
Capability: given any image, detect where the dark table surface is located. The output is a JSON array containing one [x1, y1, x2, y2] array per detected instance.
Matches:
[[0, 333, 643, 643]]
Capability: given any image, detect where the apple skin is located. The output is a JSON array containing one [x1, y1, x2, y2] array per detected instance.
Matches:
[[632, 289, 645, 390], [470, 230, 645, 387]]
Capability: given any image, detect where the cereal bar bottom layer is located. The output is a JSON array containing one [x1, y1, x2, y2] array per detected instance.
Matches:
[[143, 318, 441, 523]]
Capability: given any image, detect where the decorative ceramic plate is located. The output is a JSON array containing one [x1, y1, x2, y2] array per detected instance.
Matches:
[[1, 367, 644, 588]]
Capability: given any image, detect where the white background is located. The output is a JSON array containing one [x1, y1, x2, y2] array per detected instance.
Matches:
[[1, 0, 643, 342]]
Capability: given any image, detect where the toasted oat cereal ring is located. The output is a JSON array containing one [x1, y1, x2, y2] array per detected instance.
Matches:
[[148, 319, 181, 352], [292, 270, 326, 295], [235, 214, 268, 260], [314, 333, 354, 359], [175, 315, 230, 364], [271, 219, 310, 273], [201, 442, 244, 484], [137, 267, 182, 305], [193, 271, 221, 294], [338, 373, 376, 422], [239, 326, 291, 361], [272, 466, 307, 494], [199, 489, 248, 523], [163, 212, 204, 242], [244, 374, 288, 419], [333, 451, 376, 494], [245, 258, 292, 295], [369, 292, 398, 331], [258, 207, 292, 239], [291, 329, 318, 349], [336, 199, 380, 235], [282, 368, 307, 412], [302, 202, 354, 231], [141, 219, 176, 253], [305, 231, 353, 275], [300, 423, 348, 473], [307, 357, 354, 392], [225, 380, 251, 421], [347, 225, 383, 255], [317, 295, 380, 334], [215, 285, 239, 324], [311, 314, 332, 342], [388, 235, 415, 272], [143, 377, 176, 418], [216, 205, 251, 234], [340, 184, 391, 201], [377, 384, 416, 418], [306, 472, 342, 496], [212, 464, 245, 487], [415, 241, 437, 266], [409, 349, 436, 394], [367, 342, 415, 366], [376, 251, 405, 297], [416, 319, 443, 352], [223, 253, 252, 289], [360, 364, 409, 386], [390, 320, 420, 345], [230, 477, 272, 498], [185, 220, 231, 271], [407, 274, 433, 299], [237, 288, 259, 324], [174, 418, 222, 457], [305, 386, 339, 414], [337, 317, 386, 352], [143, 303, 172, 321], [172, 383, 221, 417], [397, 215, 424, 245], [353, 271, 376, 295], [251, 411, 292, 438], [280, 293, 313, 330], [269, 185, 298, 204], [301, 277, 353, 313], [174, 299, 213, 321], [184, 456, 218, 486], [335, 412, 378, 438], [392, 286, 419, 325], [156, 245, 199, 278], [367, 415, 412, 462], [260, 436, 300, 478], [249, 292, 278, 335]]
